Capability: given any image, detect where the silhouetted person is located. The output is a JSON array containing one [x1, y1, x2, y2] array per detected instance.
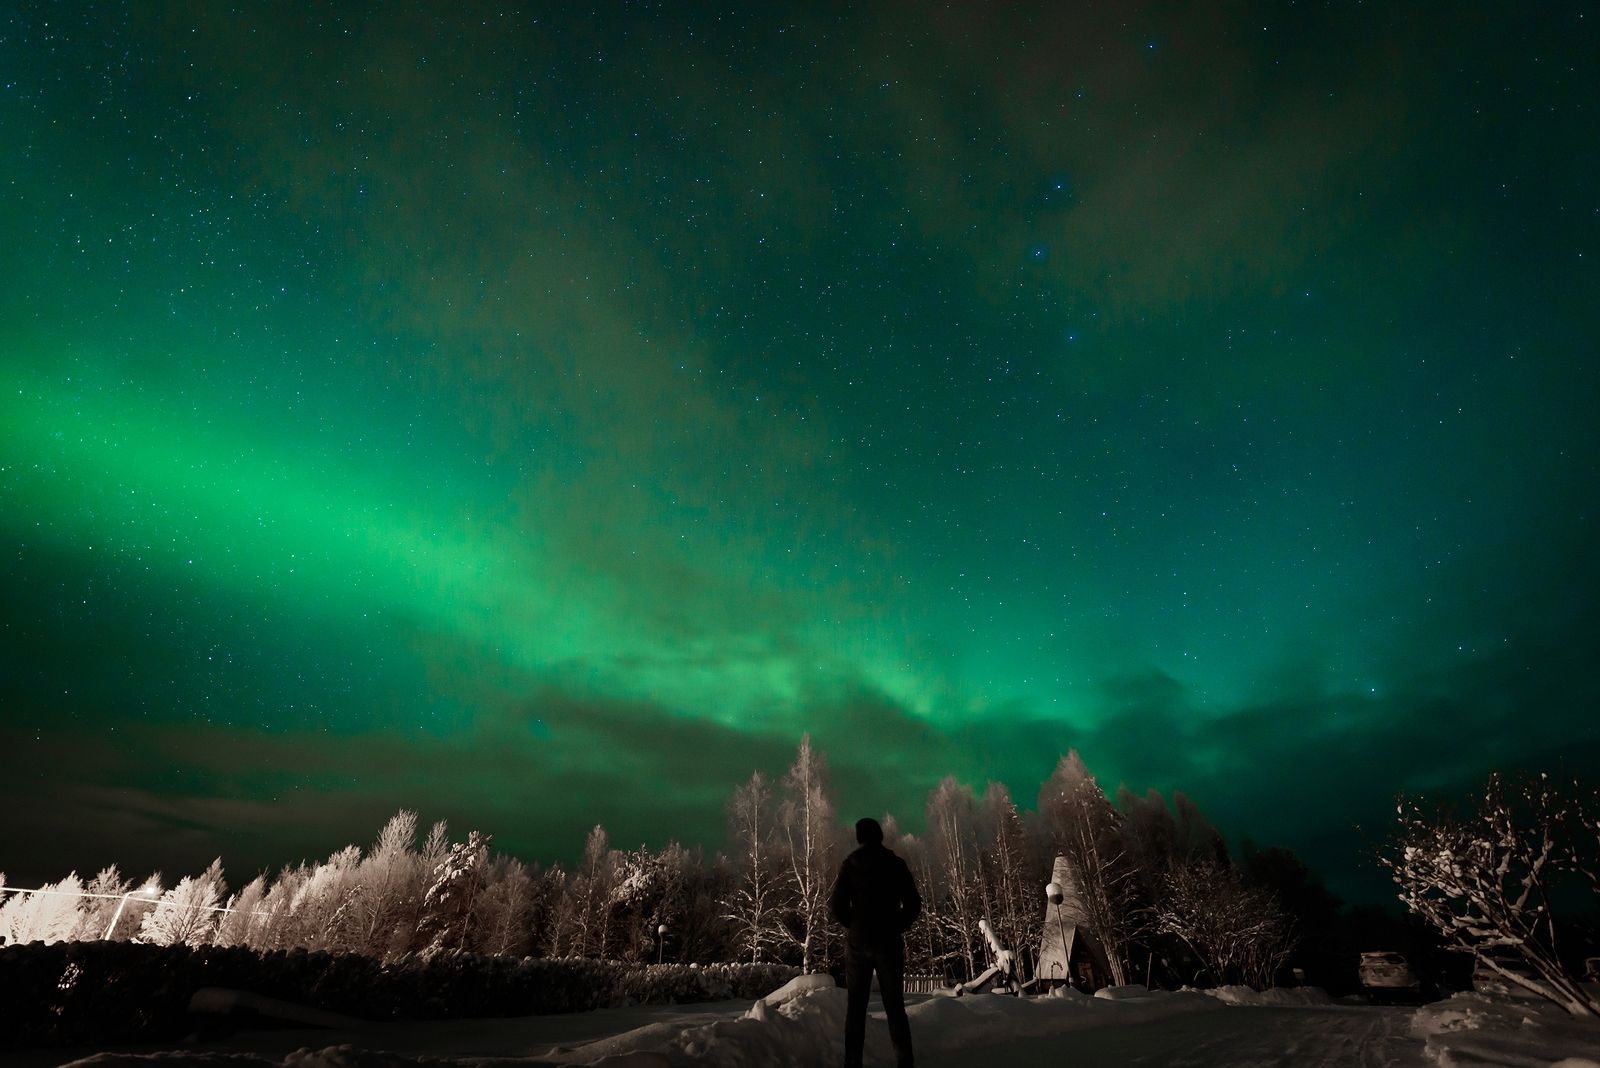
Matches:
[[830, 816, 921, 1068]]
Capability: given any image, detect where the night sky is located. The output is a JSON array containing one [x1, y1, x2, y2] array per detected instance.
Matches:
[[3, 2, 1597, 903]]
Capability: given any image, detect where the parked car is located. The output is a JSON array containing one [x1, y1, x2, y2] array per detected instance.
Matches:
[[1471, 951, 1541, 995], [1359, 951, 1422, 1003]]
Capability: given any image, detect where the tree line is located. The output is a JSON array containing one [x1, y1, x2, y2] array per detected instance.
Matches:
[[1, 737, 1304, 987]]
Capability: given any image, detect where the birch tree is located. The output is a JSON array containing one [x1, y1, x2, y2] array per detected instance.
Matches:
[[978, 782, 1041, 977], [76, 866, 131, 942], [723, 770, 784, 963], [926, 776, 981, 979], [249, 864, 305, 950], [1038, 752, 1140, 984], [214, 874, 267, 948], [352, 809, 423, 958], [542, 864, 578, 956], [288, 846, 362, 952], [572, 824, 619, 957], [471, 855, 541, 957], [779, 734, 836, 972]]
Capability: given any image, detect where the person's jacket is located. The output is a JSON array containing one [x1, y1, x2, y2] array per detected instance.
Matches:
[[829, 842, 921, 950]]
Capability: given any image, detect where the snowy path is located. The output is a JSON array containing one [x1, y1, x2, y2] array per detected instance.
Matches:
[[916, 1004, 1427, 1068]]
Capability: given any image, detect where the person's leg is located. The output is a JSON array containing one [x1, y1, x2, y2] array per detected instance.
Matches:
[[843, 947, 873, 1068], [878, 941, 914, 1068]]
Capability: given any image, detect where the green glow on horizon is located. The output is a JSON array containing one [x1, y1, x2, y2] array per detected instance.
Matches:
[[1, 362, 960, 738]]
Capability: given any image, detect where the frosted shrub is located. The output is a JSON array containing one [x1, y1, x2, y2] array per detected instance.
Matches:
[[1380, 772, 1599, 1016]]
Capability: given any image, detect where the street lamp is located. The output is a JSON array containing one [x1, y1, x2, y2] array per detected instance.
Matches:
[[1045, 881, 1069, 988], [657, 923, 668, 965], [103, 883, 159, 941]]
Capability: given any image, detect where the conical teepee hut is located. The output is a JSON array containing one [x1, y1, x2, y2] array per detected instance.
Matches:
[[1036, 854, 1114, 991]]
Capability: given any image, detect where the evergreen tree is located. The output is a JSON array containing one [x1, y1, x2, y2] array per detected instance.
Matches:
[[417, 830, 493, 955]]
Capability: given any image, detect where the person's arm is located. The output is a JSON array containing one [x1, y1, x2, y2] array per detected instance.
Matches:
[[829, 861, 852, 927], [899, 859, 922, 931]]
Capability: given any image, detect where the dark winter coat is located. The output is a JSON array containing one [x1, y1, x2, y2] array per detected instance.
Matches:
[[829, 843, 921, 951]]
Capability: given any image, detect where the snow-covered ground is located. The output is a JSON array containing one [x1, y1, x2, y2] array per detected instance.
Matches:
[[45, 980, 1600, 1068], [1413, 988, 1600, 1068]]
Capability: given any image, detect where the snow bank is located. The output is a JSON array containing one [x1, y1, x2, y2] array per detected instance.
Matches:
[[1203, 985, 1335, 1007], [757, 972, 835, 1008], [1413, 991, 1600, 1068], [1093, 984, 1152, 1001]]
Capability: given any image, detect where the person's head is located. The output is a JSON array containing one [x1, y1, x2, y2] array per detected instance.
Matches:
[[855, 817, 884, 846]]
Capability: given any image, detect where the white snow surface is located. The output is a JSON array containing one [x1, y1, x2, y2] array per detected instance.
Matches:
[[1203, 983, 1337, 1007], [1412, 990, 1600, 1068], [50, 981, 1600, 1068]]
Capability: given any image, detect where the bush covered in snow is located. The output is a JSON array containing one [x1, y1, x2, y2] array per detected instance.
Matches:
[[0, 939, 798, 1050], [1379, 771, 1599, 1016]]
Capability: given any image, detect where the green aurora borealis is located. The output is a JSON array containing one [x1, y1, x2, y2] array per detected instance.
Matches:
[[3, 3, 1597, 900]]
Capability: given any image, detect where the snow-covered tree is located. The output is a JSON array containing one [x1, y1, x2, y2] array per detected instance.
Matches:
[[1381, 772, 1599, 1016], [0, 873, 84, 945], [778, 734, 837, 972], [395, 820, 451, 952], [1568, 781, 1600, 899], [607, 844, 676, 962], [214, 874, 267, 948], [1237, 895, 1297, 989], [1038, 752, 1141, 985], [77, 865, 132, 942], [542, 863, 579, 956], [417, 830, 492, 955], [886, 823, 940, 976], [569, 824, 620, 957], [977, 782, 1041, 979], [925, 776, 982, 979], [1154, 858, 1288, 987], [351, 809, 425, 958], [140, 860, 225, 947], [287, 846, 362, 952], [248, 864, 306, 950], [470, 855, 542, 957], [722, 770, 784, 963]]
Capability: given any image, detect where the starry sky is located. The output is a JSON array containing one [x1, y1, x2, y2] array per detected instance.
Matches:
[[2, 2, 1596, 902]]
